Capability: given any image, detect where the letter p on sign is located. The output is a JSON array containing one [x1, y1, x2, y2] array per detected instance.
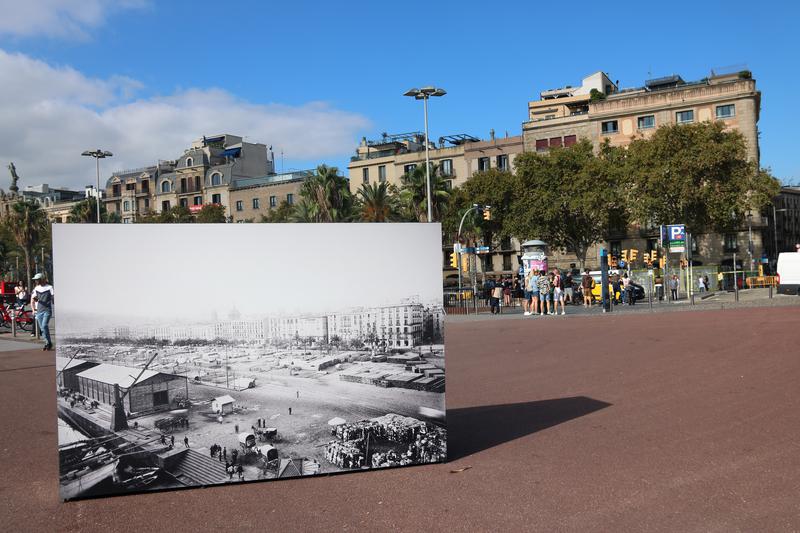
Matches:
[[670, 226, 685, 240]]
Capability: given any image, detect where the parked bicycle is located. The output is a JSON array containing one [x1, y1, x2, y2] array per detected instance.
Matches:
[[0, 302, 35, 331]]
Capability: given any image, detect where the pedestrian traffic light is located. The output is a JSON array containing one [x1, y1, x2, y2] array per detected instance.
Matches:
[[629, 249, 638, 262], [483, 209, 491, 221], [621, 250, 628, 262], [450, 252, 458, 269]]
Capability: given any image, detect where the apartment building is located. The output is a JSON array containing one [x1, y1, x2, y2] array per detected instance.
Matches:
[[103, 134, 274, 221], [228, 170, 312, 223], [772, 187, 800, 258], [347, 131, 523, 195], [514, 69, 765, 271]]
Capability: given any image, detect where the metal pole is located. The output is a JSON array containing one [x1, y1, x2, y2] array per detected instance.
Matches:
[[423, 96, 432, 223], [733, 252, 739, 302], [96, 156, 101, 224], [772, 204, 778, 264]]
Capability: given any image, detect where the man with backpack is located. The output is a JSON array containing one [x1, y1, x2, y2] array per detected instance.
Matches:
[[581, 269, 595, 307], [31, 273, 54, 351]]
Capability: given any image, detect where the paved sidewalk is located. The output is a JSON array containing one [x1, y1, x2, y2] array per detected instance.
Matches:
[[2, 306, 799, 532]]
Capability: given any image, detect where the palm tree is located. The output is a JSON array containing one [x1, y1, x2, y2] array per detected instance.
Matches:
[[357, 181, 396, 222], [299, 164, 355, 222], [290, 199, 317, 222], [67, 198, 118, 223], [2, 200, 47, 288], [399, 163, 451, 222]]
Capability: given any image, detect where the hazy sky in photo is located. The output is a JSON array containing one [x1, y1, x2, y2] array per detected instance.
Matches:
[[52, 224, 442, 323]]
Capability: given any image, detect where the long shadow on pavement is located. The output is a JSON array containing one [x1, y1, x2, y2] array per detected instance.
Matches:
[[447, 396, 611, 461]]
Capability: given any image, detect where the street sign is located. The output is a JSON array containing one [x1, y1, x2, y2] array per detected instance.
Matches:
[[666, 224, 686, 253], [453, 243, 461, 253], [476, 246, 491, 254], [463, 247, 476, 254]]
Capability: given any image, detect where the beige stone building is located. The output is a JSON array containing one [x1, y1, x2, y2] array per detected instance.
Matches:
[[347, 131, 523, 195], [228, 170, 311, 223], [512, 69, 766, 273]]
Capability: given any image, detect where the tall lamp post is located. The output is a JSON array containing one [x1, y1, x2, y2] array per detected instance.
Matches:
[[81, 149, 113, 223], [403, 86, 446, 223]]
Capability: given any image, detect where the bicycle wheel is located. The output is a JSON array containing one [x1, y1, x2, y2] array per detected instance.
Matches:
[[17, 318, 32, 331]]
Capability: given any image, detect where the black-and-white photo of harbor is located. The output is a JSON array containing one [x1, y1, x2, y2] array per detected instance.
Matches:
[[52, 224, 445, 500]]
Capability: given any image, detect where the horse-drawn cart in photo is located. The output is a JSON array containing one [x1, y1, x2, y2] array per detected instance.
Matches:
[[255, 427, 279, 442]]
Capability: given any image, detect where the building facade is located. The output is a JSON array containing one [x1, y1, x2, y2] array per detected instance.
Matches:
[[228, 170, 312, 223], [772, 186, 800, 259], [103, 134, 275, 222], [347, 131, 523, 195]]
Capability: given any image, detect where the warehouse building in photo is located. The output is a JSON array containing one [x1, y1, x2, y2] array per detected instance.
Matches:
[[75, 364, 188, 415]]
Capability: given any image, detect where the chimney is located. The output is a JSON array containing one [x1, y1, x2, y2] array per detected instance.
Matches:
[[490, 129, 495, 141]]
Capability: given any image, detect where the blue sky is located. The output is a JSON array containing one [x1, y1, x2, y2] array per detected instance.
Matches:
[[1, 0, 798, 188]]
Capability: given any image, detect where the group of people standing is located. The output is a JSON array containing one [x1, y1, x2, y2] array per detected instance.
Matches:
[[522, 268, 569, 316]]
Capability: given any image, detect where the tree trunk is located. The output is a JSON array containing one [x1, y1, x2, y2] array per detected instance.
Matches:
[[575, 245, 588, 272]]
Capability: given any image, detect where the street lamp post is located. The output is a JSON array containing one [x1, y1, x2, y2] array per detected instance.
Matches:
[[403, 87, 446, 223], [81, 149, 113, 223]]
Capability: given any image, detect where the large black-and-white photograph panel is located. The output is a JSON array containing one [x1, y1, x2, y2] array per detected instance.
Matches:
[[52, 223, 445, 500]]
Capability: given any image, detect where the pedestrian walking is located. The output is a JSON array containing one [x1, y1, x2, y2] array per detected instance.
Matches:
[[698, 274, 706, 293], [237, 464, 244, 480], [581, 270, 594, 307], [226, 461, 233, 480], [223, 446, 227, 460], [235, 424, 239, 434], [184, 436, 189, 448], [296, 390, 300, 399], [160, 434, 166, 445], [717, 271, 724, 291], [31, 273, 54, 351], [288, 407, 292, 415], [170, 435, 175, 447], [669, 275, 679, 301], [553, 269, 566, 315], [232, 449, 238, 464], [703, 274, 709, 292]]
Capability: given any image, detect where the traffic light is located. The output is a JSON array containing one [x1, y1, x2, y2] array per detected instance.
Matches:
[[483, 209, 491, 221], [610, 256, 618, 268], [650, 249, 658, 263], [659, 256, 666, 269], [450, 252, 458, 269], [680, 258, 688, 269], [643, 252, 650, 265], [621, 250, 629, 262], [461, 255, 469, 272], [629, 249, 638, 262]]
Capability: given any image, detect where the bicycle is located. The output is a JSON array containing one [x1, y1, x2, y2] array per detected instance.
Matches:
[[0, 302, 35, 331]]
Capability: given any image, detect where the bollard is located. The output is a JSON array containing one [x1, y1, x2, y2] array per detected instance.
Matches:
[[690, 292, 695, 305], [769, 284, 773, 299], [11, 307, 16, 337]]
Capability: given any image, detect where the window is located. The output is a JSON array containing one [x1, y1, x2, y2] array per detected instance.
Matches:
[[180, 177, 188, 194], [162, 200, 170, 211], [144, 198, 150, 209], [676, 110, 694, 124], [535, 139, 548, 152], [724, 233, 738, 252], [362, 167, 369, 184], [503, 254, 512, 271], [123, 217, 131, 224], [403, 164, 417, 175], [549, 137, 562, 148], [211, 172, 222, 186], [235, 200, 243, 212], [716, 104, 735, 119], [153, 390, 169, 406], [601, 120, 618, 134], [195, 176, 201, 191], [141, 180, 149, 193], [194, 196, 202, 206], [378, 165, 386, 182], [637, 115, 655, 129], [185, 157, 193, 167], [286, 193, 294, 205], [126, 182, 135, 191], [123, 200, 130, 212], [496, 154, 509, 171], [212, 193, 221, 204], [268, 195, 276, 208], [477, 157, 490, 172], [253, 198, 260, 209], [564, 135, 577, 147], [179, 198, 188, 208], [112, 184, 121, 197], [440, 159, 453, 176]]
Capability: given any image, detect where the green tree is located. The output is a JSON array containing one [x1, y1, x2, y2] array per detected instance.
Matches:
[[621, 121, 780, 233], [356, 181, 397, 222], [195, 204, 227, 223], [298, 164, 355, 222], [260, 200, 294, 223], [508, 140, 623, 269], [2, 200, 48, 288], [442, 169, 516, 244], [398, 163, 450, 222], [67, 198, 118, 223]]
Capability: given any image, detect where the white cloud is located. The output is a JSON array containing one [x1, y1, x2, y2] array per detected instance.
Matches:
[[0, 0, 147, 39], [0, 49, 370, 191]]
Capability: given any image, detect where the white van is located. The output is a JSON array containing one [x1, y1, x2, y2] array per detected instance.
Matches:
[[776, 252, 800, 295]]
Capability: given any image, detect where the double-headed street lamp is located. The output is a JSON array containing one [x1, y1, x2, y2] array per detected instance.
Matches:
[[403, 86, 446, 223], [81, 149, 113, 223]]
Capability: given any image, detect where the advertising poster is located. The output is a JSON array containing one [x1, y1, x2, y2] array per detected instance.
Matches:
[[53, 223, 445, 501]]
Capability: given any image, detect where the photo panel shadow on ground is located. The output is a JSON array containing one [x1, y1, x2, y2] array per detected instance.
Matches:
[[447, 396, 612, 461]]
